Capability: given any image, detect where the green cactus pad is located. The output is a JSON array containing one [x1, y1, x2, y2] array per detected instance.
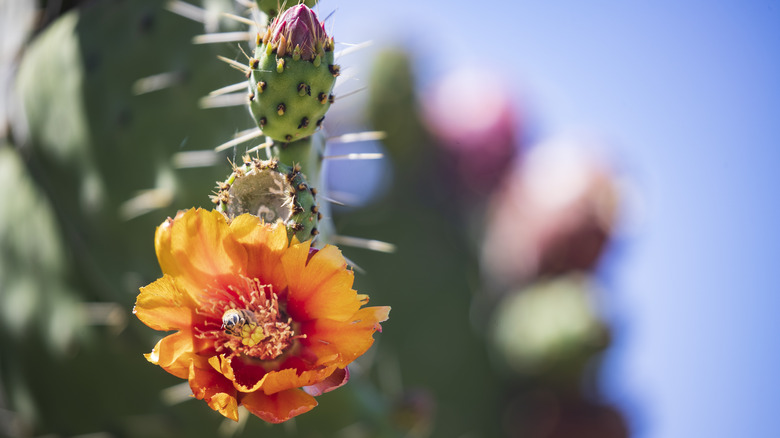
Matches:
[[214, 156, 320, 242], [268, 131, 325, 185]]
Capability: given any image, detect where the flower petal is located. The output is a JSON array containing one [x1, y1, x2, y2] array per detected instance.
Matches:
[[145, 331, 198, 379], [229, 215, 289, 295], [241, 388, 317, 424], [300, 306, 391, 367], [258, 364, 337, 395], [155, 209, 248, 298], [217, 354, 337, 395], [189, 357, 239, 421], [302, 367, 349, 396], [134, 274, 197, 331], [283, 243, 362, 322], [218, 354, 269, 393]]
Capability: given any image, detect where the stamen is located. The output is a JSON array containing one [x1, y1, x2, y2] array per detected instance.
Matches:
[[197, 276, 296, 360]]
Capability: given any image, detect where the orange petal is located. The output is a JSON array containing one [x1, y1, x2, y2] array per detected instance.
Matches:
[[230, 216, 289, 294], [219, 354, 269, 393], [285, 244, 341, 297], [289, 270, 359, 322], [155, 209, 248, 299], [284, 244, 362, 322], [300, 306, 390, 367], [208, 355, 223, 373], [216, 354, 335, 395], [145, 331, 199, 379], [258, 364, 337, 395], [189, 357, 239, 421], [241, 388, 317, 424], [280, 239, 313, 290], [134, 274, 198, 331]]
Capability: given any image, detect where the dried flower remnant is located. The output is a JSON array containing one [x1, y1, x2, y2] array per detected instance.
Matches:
[[481, 139, 620, 289], [133, 209, 389, 423], [422, 68, 521, 196]]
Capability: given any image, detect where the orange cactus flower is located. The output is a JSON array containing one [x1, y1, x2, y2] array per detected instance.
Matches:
[[133, 208, 389, 423]]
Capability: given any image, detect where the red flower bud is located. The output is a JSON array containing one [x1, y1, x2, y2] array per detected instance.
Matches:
[[268, 5, 328, 61]]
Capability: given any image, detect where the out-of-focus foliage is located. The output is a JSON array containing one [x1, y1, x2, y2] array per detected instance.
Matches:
[[358, 47, 627, 437]]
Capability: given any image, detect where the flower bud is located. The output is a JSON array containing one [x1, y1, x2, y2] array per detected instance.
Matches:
[[268, 4, 328, 61]]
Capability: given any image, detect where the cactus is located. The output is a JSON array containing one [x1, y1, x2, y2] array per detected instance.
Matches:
[[247, 4, 338, 143], [3, 0, 376, 434], [269, 129, 326, 188], [207, 3, 340, 248]]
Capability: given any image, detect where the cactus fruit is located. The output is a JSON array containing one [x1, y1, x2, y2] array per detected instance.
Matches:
[[213, 155, 320, 242], [247, 4, 338, 143]]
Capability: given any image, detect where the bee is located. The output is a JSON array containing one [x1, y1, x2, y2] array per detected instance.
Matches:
[[222, 309, 257, 336]]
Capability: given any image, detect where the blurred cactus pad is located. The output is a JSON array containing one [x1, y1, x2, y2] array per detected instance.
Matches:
[[4, 0, 253, 435], [14, 0, 251, 294]]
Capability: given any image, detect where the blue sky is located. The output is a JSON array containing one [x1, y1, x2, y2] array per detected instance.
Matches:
[[329, 1, 780, 437]]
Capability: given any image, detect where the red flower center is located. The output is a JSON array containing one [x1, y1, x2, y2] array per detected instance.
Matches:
[[196, 277, 300, 361]]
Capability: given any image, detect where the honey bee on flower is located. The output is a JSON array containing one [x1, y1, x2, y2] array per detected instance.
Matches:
[[221, 308, 271, 349], [133, 209, 389, 423], [221, 308, 254, 336]]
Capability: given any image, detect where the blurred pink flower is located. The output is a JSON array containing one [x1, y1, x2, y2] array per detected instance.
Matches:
[[422, 68, 522, 196], [481, 138, 620, 288]]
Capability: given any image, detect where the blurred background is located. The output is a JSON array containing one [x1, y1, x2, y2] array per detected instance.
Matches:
[[2, 0, 779, 437]]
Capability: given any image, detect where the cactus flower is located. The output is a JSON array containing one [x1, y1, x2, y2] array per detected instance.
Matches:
[[133, 208, 389, 423]]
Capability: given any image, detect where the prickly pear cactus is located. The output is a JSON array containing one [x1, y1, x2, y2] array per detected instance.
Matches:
[[269, 130, 326, 191], [4, 0, 400, 436], [247, 4, 338, 143], [209, 2, 339, 247]]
